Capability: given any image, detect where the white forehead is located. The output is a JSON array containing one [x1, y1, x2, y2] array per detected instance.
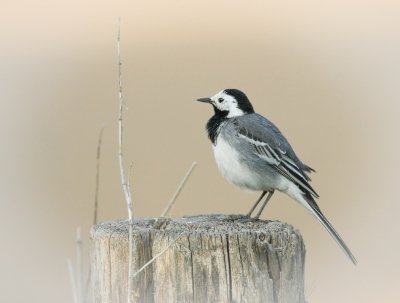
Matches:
[[210, 90, 236, 102]]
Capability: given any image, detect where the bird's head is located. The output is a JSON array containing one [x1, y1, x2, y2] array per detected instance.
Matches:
[[197, 89, 254, 118]]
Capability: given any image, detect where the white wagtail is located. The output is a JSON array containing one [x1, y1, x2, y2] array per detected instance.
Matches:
[[197, 89, 357, 265]]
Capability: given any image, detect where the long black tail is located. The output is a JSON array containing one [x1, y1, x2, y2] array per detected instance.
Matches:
[[303, 193, 357, 265]]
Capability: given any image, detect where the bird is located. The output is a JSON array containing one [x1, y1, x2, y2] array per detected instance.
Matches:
[[197, 88, 357, 265]]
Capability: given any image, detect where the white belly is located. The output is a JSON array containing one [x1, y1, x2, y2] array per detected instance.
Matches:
[[212, 138, 257, 192]]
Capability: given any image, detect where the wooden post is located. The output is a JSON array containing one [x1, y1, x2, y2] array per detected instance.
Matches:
[[90, 215, 307, 303]]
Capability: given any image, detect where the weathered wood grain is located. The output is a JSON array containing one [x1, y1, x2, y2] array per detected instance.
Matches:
[[90, 215, 307, 303]]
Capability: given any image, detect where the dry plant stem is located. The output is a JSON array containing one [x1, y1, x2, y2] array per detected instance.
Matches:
[[94, 126, 105, 225], [76, 227, 84, 303], [117, 17, 134, 303], [161, 161, 197, 217], [68, 259, 78, 303], [131, 232, 185, 279], [85, 126, 105, 300]]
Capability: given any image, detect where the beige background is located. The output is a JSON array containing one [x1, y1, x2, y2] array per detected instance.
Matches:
[[1, 1, 399, 302]]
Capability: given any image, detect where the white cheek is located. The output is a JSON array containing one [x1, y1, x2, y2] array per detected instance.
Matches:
[[217, 102, 229, 112], [227, 105, 244, 118]]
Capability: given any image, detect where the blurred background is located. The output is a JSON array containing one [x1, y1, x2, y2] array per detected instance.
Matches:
[[1, 0, 399, 302]]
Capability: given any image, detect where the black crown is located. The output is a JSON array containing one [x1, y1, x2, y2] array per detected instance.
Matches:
[[223, 89, 254, 114]]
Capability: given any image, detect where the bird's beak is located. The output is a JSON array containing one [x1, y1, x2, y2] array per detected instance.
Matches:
[[197, 97, 212, 104]]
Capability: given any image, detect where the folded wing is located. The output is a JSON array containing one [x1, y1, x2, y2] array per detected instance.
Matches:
[[236, 124, 319, 198]]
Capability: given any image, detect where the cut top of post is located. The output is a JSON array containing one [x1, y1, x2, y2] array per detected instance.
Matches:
[[91, 214, 307, 303]]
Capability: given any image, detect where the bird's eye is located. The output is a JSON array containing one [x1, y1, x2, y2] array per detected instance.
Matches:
[[218, 98, 224, 103]]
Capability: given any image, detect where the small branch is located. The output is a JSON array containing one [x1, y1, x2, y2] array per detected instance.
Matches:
[[131, 232, 185, 279], [117, 18, 133, 212], [85, 126, 105, 301], [94, 126, 105, 226], [68, 259, 78, 303], [117, 17, 134, 303], [161, 161, 197, 217]]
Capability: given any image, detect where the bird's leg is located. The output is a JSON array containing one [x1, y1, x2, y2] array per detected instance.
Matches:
[[245, 191, 267, 218], [254, 190, 275, 220]]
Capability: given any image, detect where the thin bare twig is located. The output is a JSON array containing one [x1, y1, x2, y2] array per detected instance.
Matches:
[[76, 227, 84, 303], [94, 126, 105, 226], [161, 161, 197, 217], [85, 126, 105, 300], [117, 17, 134, 303], [131, 232, 184, 279], [68, 259, 78, 303]]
